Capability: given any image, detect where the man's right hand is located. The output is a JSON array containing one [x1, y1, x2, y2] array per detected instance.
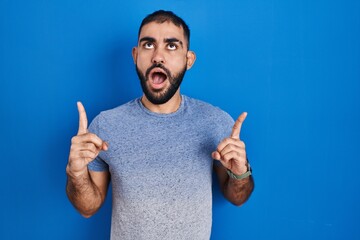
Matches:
[[67, 102, 108, 178]]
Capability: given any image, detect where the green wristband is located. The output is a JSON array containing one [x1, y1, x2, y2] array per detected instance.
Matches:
[[227, 162, 252, 180]]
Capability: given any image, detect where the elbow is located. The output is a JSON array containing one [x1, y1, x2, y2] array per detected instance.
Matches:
[[81, 213, 94, 218], [79, 208, 98, 218], [67, 197, 100, 218], [227, 193, 253, 207], [228, 198, 247, 207], [232, 201, 244, 207]]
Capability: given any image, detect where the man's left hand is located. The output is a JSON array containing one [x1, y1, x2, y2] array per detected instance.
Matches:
[[212, 112, 248, 175]]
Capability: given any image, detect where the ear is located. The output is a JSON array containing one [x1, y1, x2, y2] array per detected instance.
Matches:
[[186, 51, 196, 70], [132, 47, 138, 64]]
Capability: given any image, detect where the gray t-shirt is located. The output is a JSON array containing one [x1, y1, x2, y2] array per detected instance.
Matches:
[[88, 95, 234, 240]]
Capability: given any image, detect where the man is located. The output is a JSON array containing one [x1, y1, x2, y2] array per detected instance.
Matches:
[[66, 10, 254, 240]]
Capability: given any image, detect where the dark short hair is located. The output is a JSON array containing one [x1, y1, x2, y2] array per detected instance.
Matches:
[[138, 10, 190, 49]]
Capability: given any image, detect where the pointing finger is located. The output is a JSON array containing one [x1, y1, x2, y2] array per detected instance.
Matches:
[[231, 112, 247, 139], [77, 101, 88, 135]]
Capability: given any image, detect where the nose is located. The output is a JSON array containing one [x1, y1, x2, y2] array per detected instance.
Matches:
[[152, 48, 165, 64]]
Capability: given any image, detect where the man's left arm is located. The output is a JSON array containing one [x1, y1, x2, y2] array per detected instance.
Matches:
[[212, 112, 254, 206], [214, 163, 254, 206]]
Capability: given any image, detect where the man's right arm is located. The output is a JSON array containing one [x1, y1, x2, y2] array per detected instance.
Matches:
[[66, 168, 110, 218], [66, 102, 109, 218]]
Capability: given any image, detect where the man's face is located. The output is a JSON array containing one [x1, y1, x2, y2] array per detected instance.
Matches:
[[132, 21, 195, 105]]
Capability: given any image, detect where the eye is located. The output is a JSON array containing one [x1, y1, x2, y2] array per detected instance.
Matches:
[[144, 42, 154, 49], [167, 43, 177, 50]]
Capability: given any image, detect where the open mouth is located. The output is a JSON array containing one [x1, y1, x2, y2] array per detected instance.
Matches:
[[150, 69, 168, 86]]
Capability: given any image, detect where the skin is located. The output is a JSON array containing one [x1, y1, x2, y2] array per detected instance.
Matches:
[[212, 112, 254, 206], [66, 102, 109, 217], [66, 21, 253, 218], [132, 21, 196, 113]]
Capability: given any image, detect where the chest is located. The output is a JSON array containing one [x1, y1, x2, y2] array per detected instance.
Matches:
[[98, 119, 219, 189]]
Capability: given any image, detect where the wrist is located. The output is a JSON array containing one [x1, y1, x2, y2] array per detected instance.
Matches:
[[66, 165, 88, 179], [227, 161, 252, 180], [231, 165, 248, 175]]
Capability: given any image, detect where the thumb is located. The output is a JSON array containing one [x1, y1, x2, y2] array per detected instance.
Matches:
[[101, 141, 109, 151], [212, 151, 221, 161]]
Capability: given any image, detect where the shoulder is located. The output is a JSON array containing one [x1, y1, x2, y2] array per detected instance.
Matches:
[[100, 99, 138, 118], [88, 99, 140, 130], [184, 95, 234, 123]]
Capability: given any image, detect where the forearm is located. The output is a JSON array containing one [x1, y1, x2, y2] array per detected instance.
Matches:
[[223, 175, 254, 206], [66, 167, 104, 218]]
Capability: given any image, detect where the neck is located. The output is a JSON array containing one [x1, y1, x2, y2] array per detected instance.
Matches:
[[141, 90, 182, 114]]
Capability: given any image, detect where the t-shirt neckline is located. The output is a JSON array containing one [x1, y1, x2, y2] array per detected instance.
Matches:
[[136, 95, 186, 118]]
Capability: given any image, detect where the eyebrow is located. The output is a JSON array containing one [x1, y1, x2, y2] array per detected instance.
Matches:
[[139, 37, 156, 44], [165, 38, 183, 48], [139, 37, 183, 48]]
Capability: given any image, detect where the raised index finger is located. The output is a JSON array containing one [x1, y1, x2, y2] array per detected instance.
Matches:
[[231, 112, 247, 139], [77, 101, 88, 135]]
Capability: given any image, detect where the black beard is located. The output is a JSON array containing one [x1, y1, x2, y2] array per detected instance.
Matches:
[[136, 63, 187, 105]]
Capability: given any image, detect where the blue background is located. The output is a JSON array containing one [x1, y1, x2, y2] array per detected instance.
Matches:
[[1, 0, 359, 239]]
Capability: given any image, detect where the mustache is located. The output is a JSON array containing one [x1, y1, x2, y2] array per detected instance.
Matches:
[[145, 63, 171, 79]]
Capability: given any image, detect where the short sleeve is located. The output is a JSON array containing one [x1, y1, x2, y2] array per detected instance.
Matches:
[[87, 114, 109, 172]]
